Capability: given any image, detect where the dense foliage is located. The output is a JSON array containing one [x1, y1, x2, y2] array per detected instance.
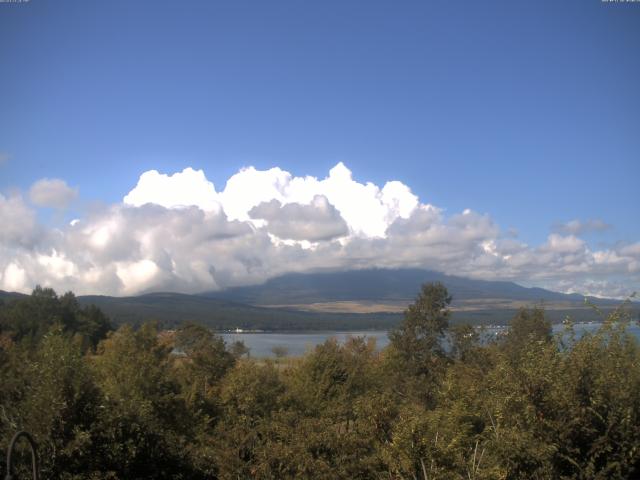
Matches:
[[1, 284, 639, 479]]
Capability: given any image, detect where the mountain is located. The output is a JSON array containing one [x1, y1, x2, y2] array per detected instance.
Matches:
[[204, 268, 608, 306], [1, 269, 631, 331], [0, 290, 27, 303], [195, 268, 630, 327]]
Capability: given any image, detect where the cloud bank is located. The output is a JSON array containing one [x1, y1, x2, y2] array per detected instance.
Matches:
[[1, 164, 638, 298]]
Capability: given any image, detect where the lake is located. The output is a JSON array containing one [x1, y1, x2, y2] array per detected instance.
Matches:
[[222, 322, 640, 358]]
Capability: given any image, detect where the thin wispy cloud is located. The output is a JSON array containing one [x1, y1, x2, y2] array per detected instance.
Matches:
[[29, 178, 78, 209], [552, 219, 612, 236]]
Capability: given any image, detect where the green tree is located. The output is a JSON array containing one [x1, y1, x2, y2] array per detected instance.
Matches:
[[210, 360, 286, 478], [386, 282, 452, 404], [91, 323, 198, 479], [0, 328, 103, 479], [0, 287, 111, 349], [547, 315, 640, 479], [503, 306, 552, 359], [449, 323, 480, 363], [288, 337, 380, 420], [173, 322, 236, 407]]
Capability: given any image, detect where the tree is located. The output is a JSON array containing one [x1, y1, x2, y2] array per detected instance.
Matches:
[[288, 337, 380, 419], [229, 340, 250, 359], [449, 323, 480, 363], [271, 345, 289, 359], [0, 327, 103, 479], [0, 287, 112, 350], [503, 306, 552, 358], [91, 323, 197, 479], [386, 282, 452, 404], [174, 322, 236, 406]]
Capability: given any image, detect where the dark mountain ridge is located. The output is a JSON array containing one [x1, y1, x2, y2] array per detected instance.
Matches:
[[204, 268, 612, 306]]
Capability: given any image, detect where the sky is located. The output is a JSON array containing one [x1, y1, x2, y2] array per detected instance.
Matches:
[[0, 0, 639, 297]]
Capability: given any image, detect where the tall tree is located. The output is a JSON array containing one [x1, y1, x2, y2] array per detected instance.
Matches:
[[386, 282, 452, 404]]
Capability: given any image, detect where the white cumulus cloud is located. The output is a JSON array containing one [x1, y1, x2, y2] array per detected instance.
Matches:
[[0, 163, 637, 298], [124, 162, 420, 239], [123, 168, 221, 212]]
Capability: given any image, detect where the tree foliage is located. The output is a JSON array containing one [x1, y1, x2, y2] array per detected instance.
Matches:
[[1, 285, 639, 479], [386, 281, 452, 405]]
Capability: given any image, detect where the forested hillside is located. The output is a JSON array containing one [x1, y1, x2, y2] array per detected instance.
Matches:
[[1, 285, 639, 479], [76, 292, 401, 330]]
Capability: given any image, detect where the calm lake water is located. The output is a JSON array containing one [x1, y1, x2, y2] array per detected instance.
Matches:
[[222, 322, 640, 358]]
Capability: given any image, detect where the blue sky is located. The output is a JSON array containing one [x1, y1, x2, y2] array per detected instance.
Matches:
[[0, 0, 639, 296]]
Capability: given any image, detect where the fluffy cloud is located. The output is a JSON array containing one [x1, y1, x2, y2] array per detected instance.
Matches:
[[0, 193, 40, 248], [123, 168, 221, 212], [249, 196, 348, 242], [1, 164, 639, 298], [125, 163, 420, 238], [29, 178, 78, 208]]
